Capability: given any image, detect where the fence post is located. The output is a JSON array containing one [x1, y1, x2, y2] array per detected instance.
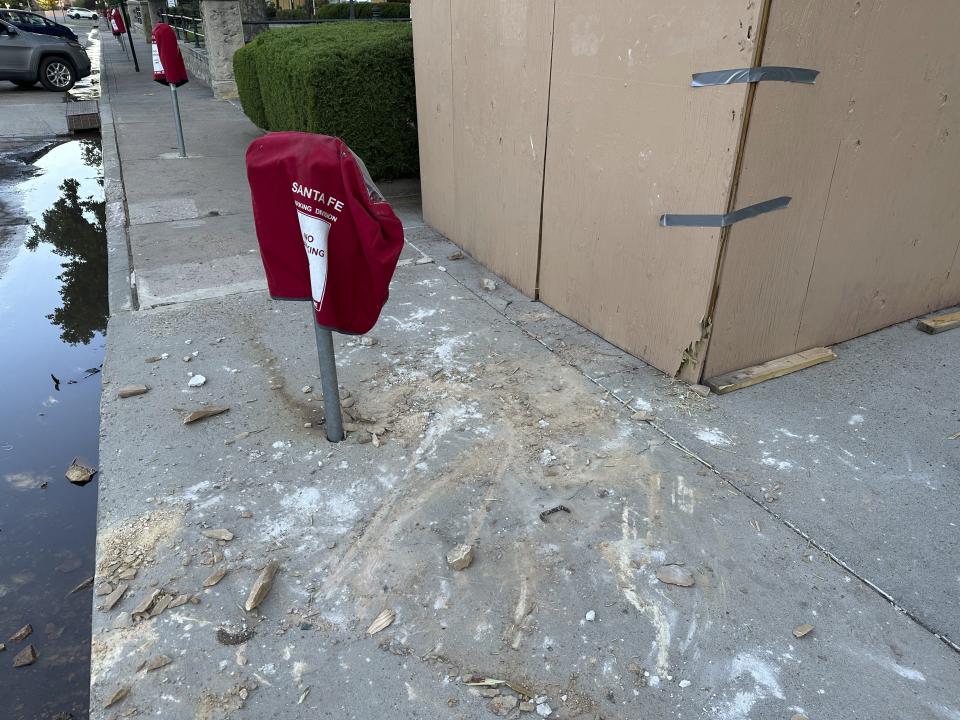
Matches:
[[199, 0, 245, 100]]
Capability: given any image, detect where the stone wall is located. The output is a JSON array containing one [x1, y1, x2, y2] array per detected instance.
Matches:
[[179, 44, 211, 87]]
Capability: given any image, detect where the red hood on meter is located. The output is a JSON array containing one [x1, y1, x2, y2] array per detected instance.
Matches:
[[245, 132, 405, 335], [152, 23, 189, 87], [109, 7, 125, 35]]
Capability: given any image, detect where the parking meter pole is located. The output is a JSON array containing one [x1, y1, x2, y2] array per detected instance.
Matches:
[[313, 318, 344, 443], [119, 1, 140, 72], [169, 84, 186, 157]]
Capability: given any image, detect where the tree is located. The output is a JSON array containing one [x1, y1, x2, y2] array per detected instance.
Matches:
[[26, 149, 108, 346]]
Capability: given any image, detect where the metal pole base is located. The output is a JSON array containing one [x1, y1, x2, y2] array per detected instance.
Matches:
[[170, 85, 186, 158], [313, 317, 344, 443]]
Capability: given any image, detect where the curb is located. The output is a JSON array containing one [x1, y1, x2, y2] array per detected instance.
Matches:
[[98, 21, 138, 315]]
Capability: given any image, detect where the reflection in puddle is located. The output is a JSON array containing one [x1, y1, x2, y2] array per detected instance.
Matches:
[[0, 138, 105, 719]]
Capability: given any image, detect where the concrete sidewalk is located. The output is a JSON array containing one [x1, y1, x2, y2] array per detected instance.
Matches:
[[93, 25, 960, 720]]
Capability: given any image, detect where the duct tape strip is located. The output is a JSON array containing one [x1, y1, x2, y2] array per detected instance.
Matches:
[[659, 196, 791, 228], [691, 66, 819, 87]]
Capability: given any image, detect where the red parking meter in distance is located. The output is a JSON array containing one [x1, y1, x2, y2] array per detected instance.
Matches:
[[246, 132, 405, 336], [109, 7, 125, 35], [151, 23, 188, 86]]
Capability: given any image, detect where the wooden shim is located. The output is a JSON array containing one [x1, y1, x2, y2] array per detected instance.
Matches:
[[705, 347, 836, 394], [917, 310, 960, 335]]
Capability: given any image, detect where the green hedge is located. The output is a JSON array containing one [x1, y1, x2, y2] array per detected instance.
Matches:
[[234, 22, 417, 179]]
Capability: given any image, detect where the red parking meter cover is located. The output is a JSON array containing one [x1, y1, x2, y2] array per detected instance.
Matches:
[[151, 23, 189, 86], [109, 7, 125, 35], [246, 132, 405, 335]]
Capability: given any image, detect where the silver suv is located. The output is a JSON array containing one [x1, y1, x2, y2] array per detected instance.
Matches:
[[0, 17, 91, 91]]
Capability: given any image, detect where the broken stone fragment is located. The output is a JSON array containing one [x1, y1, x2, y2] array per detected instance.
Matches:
[[536, 702, 553, 717], [105, 686, 130, 708], [149, 594, 173, 617], [9, 624, 32, 643], [519, 701, 535, 712], [201, 528, 234, 542], [244, 560, 279, 612], [100, 583, 129, 611], [117, 385, 148, 399], [689, 384, 711, 398], [130, 589, 160, 619], [168, 594, 191, 609], [188, 374, 207, 388], [359, 336, 377, 347], [481, 278, 497, 292], [13, 644, 37, 667], [95, 583, 113, 597], [302, 385, 312, 394], [183, 405, 229, 424], [203, 567, 228, 587], [447, 250, 464, 261], [65, 459, 97, 485], [655, 564, 695, 587], [631, 411, 656, 422], [792, 623, 814, 639], [143, 654, 172, 672], [117, 568, 137, 581], [480, 688, 500, 698], [489, 695, 518, 716], [446, 544, 474, 571]]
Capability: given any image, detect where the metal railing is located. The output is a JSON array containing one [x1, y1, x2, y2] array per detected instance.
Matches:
[[158, 9, 204, 48]]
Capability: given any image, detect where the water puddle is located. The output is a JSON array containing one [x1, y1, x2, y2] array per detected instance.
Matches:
[[0, 138, 106, 719]]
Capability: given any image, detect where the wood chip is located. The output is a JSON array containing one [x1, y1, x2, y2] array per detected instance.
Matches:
[[201, 528, 234, 541], [105, 686, 130, 708], [118, 384, 149, 398], [203, 567, 228, 587], [9, 624, 32, 643], [143, 654, 172, 672], [65, 459, 97, 485], [655, 564, 695, 587], [183, 405, 230, 424], [244, 560, 279, 612], [100, 583, 129, 611], [13, 644, 37, 667], [792, 623, 814, 639], [366, 608, 396, 635]]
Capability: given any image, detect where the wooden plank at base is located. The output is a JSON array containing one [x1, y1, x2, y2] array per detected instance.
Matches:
[[66, 100, 100, 132], [705, 347, 836, 395], [917, 310, 960, 335]]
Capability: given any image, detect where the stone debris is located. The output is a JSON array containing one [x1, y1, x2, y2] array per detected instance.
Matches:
[[201, 528, 234, 542], [481, 278, 497, 292], [302, 385, 312, 394], [360, 336, 378, 347], [117, 567, 137, 581], [678, 679, 691, 688], [65, 459, 97, 485], [183, 405, 229, 424], [655, 564, 695, 587], [216, 625, 256, 646], [13, 644, 37, 667], [168, 594, 191, 609], [447, 250, 464, 260], [689, 384, 711, 398], [112, 612, 130, 629], [366, 608, 396, 635], [100, 583, 129, 611], [536, 702, 553, 717], [105, 686, 130, 708], [489, 695, 518, 716], [244, 560, 279, 612], [150, 593, 173, 617], [241, 511, 253, 519], [188, 374, 207, 388], [183, 356, 191, 362], [9, 624, 32, 643], [118, 384, 149, 398], [519, 701, 535, 712], [141, 654, 172, 672], [793, 623, 814, 639], [480, 688, 500, 698], [130, 589, 160, 620], [415, 256, 434, 265], [584, 610, 596, 622], [145, 355, 164, 363], [631, 411, 656, 422], [446, 544, 474, 571], [203, 567, 228, 587]]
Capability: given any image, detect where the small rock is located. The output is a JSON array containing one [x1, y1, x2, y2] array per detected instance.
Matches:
[[302, 385, 312, 394], [678, 679, 691, 688], [188, 374, 207, 388], [489, 694, 518, 716], [415, 256, 434, 265], [244, 561, 280, 612], [304, 422, 312, 428], [105, 686, 130, 708], [481, 278, 497, 292], [689, 384, 711, 398], [359, 336, 377, 347], [144, 356, 163, 363], [631, 411, 656, 422], [168, 594, 190, 609], [341, 396, 356, 409], [9, 624, 32, 643], [117, 568, 137, 581], [183, 405, 229, 424], [117, 384, 148, 398], [183, 355, 191, 362], [446, 544, 474, 571], [480, 688, 500, 698], [201, 529, 234, 541], [792, 623, 814, 639], [13, 644, 37, 667], [519, 701, 535, 713], [65, 460, 96, 485], [585, 610, 596, 622], [447, 250, 464, 261], [241, 511, 253, 519], [143, 654, 172, 672], [536, 702, 553, 717], [203, 567, 228, 587], [656, 564, 695, 587], [95, 583, 113, 597]]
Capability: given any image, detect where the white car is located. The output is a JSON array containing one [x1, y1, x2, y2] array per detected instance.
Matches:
[[67, 7, 98, 20]]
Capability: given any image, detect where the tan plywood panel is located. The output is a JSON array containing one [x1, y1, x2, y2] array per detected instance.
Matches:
[[706, 0, 960, 377], [538, 0, 762, 376], [449, 1, 556, 295], [411, 0, 456, 239]]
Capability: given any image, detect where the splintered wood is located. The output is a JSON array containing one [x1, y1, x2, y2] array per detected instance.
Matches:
[[916, 310, 960, 335], [705, 347, 836, 394]]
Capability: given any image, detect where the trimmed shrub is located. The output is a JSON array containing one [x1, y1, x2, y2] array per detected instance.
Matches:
[[233, 22, 417, 179]]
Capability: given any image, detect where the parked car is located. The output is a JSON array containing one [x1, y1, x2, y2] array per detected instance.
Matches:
[[0, 18, 91, 91], [0, 9, 78, 41], [67, 7, 99, 20]]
